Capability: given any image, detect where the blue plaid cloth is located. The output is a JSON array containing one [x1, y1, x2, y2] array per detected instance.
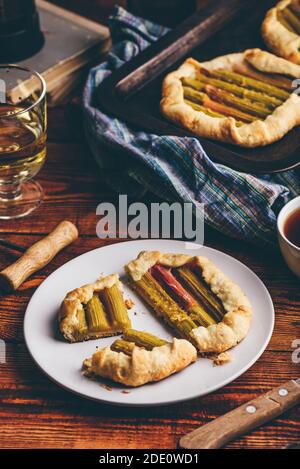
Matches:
[[83, 6, 300, 246]]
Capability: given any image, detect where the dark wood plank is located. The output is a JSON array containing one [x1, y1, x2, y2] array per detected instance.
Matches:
[[0, 344, 299, 448]]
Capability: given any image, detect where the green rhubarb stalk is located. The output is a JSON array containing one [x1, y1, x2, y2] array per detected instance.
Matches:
[[183, 86, 257, 122], [232, 63, 292, 92], [182, 76, 282, 108], [101, 284, 131, 329], [133, 272, 197, 340], [185, 99, 225, 117], [202, 68, 290, 100], [175, 267, 225, 322], [289, 1, 300, 19], [85, 294, 110, 332], [282, 6, 300, 34], [206, 85, 270, 119], [188, 303, 216, 327], [123, 329, 167, 349], [111, 339, 135, 355], [77, 307, 88, 337], [184, 99, 244, 126], [150, 264, 216, 328], [278, 9, 297, 32]]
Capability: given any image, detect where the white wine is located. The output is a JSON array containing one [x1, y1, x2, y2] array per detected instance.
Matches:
[[0, 103, 46, 185], [0, 65, 46, 219]]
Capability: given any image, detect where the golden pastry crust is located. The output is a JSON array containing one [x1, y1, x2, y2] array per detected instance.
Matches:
[[213, 351, 232, 366], [262, 0, 300, 65], [125, 251, 252, 353], [160, 48, 300, 148], [59, 274, 123, 342], [83, 338, 197, 387], [125, 250, 193, 281]]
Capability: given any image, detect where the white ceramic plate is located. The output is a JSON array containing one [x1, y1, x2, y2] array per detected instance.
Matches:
[[24, 240, 274, 406]]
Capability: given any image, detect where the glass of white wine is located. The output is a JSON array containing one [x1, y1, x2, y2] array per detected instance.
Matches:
[[0, 65, 46, 219]]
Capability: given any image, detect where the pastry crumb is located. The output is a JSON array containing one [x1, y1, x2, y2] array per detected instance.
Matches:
[[100, 383, 113, 391], [125, 298, 135, 309], [121, 390, 131, 394], [213, 352, 232, 366]]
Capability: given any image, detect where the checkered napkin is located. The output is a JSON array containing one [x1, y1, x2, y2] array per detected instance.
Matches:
[[83, 6, 300, 246]]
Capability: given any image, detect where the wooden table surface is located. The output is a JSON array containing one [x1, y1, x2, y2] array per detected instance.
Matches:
[[0, 0, 299, 451]]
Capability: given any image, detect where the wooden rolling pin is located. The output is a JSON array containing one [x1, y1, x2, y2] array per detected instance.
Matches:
[[0, 221, 78, 292]]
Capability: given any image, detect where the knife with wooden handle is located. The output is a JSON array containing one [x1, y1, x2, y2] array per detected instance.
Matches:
[[180, 379, 300, 449], [0, 220, 78, 292]]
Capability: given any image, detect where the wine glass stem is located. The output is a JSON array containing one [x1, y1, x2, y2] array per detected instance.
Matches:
[[0, 182, 22, 201]]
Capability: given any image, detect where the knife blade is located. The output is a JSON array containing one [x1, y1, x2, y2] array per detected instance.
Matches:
[[180, 379, 300, 449]]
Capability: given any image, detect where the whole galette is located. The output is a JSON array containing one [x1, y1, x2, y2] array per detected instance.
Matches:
[[262, 0, 300, 65], [160, 48, 300, 147]]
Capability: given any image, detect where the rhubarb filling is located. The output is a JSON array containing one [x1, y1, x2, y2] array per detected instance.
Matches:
[[78, 284, 131, 339], [277, 2, 300, 34], [132, 263, 226, 344], [182, 65, 293, 124], [110, 329, 169, 356]]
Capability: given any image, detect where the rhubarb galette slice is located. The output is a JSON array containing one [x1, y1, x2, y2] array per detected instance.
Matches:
[[161, 48, 300, 147], [83, 329, 197, 387], [59, 274, 131, 342], [125, 252, 252, 354], [262, 0, 300, 65]]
